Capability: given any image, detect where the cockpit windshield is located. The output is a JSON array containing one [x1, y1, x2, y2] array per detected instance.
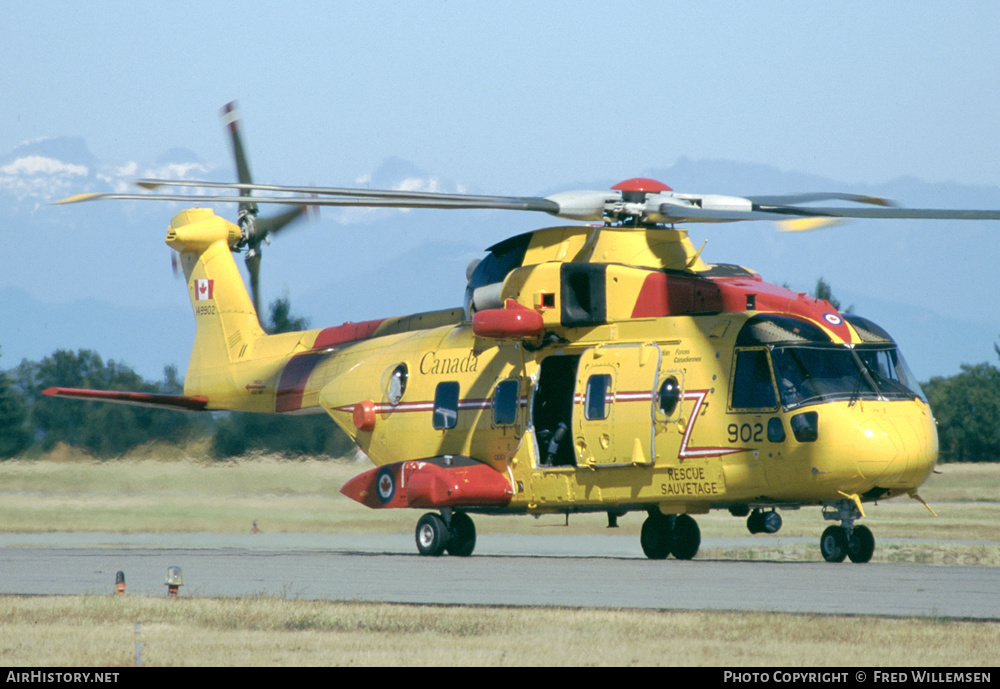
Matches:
[[730, 313, 927, 411], [767, 344, 925, 410], [770, 345, 876, 408]]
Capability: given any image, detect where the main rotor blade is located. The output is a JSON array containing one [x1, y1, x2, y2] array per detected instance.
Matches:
[[744, 192, 895, 207], [56, 190, 1000, 223], [653, 203, 1000, 223], [133, 178, 557, 205], [755, 205, 1000, 220], [56, 191, 561, 213]]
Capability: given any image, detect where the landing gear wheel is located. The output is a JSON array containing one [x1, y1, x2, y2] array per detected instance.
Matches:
[[445, 511, 476, 557], [416, 513, 450, 556], [820, 525, 848, 563], [847, 525, 875, 563], [747, 509, 782, 534], [671, 514, 701, 560], [762, 510, 782, 534], [640, 513, 673, 560]]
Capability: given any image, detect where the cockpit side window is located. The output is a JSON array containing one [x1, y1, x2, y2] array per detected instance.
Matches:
[[844, 314, 926, 402], [855, 346, 927, 402], [730, 348, 778, 410]]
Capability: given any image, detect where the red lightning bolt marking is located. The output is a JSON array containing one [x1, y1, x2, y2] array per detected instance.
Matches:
[[678, 390, 750, 459]]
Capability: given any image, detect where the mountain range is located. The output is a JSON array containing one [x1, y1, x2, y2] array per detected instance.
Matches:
[[2, 137, 998, 383]]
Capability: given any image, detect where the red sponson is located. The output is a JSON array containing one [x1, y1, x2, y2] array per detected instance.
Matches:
[[340, 460, 512, 510]]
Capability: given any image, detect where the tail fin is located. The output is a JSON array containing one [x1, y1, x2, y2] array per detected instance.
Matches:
[[167, 208, 266, 403], [48, 208, 307, 414]]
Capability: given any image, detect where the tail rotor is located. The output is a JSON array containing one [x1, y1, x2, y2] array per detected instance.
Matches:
[[221, 101, 309, 321]]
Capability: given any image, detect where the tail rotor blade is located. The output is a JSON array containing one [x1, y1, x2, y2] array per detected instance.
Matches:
[[220, 101, 316, 329], [245, 250, 262, 319], [256, 206, 306, 239], [221, 101, 257, 216]]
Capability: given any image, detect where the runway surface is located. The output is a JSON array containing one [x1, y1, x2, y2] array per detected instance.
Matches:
[[1, 532, 997, 620]]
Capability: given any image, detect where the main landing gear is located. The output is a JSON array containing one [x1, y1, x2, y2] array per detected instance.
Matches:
[[820, 500, 875, 563], [640, 512, 701, 560], [415, 510, 476, 557]]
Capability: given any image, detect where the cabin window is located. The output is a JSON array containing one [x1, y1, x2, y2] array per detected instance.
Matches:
[[493, 379, 519, 426], [386, 364, 408, 405], [658, 376, 681, 417], [433, 381, 460, 430], [730, 349, 778, 410], [584, 374, 612, 420]]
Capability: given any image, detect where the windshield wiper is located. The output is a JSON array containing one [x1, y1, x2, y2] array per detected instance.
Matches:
[[849, 354, 879, 406]]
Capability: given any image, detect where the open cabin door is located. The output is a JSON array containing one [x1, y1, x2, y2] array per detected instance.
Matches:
[[573, 344, 662, 467]]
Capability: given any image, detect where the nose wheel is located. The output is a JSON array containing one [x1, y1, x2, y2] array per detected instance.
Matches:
[[846, 525, 875, 563], [820, 525, 875, 563], [820, 500, 875, 563], [820, 525, 849, 562]]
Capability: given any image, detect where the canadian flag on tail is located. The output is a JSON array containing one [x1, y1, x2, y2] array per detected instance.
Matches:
[[194, 279, 214, 301]]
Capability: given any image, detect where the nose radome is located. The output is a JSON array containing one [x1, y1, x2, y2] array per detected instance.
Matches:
[[852, 415, 900, 482], [853, 406, 937, 490]]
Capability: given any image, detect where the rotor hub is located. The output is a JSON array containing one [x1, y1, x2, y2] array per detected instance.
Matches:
[[611, 178, 673, 203]]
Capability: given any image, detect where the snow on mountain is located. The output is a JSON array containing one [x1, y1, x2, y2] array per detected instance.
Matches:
[[1, 137, 98, 207], [0, 137, 219, 208]]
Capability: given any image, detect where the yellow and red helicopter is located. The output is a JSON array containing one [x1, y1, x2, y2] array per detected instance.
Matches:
[[48, 105, 1000, 563]]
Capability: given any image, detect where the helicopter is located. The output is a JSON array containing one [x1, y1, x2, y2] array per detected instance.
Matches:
[[47, 105, 1000, 563]]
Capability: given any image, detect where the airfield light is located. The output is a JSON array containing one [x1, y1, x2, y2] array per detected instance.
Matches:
[[115, 571, 126, 595], [165, 566, 183, 598]]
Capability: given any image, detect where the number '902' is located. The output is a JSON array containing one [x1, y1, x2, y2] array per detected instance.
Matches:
[[728, 423, 763, 443]]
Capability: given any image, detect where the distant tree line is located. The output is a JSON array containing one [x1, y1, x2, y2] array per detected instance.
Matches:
[[922, 361, 1000, 463], [1, 294, 999, 462], [0, 296, 353, 460]]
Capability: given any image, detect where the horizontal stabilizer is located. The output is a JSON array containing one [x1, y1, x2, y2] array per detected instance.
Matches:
[[42, 387, 209, 412]]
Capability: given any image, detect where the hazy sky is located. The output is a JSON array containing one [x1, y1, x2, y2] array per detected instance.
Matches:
[[3, 1, 1000, 380], [5, 1, 1000, 194]]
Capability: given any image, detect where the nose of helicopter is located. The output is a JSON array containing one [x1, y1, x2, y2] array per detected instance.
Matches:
[[816, 401, 938, 495]]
